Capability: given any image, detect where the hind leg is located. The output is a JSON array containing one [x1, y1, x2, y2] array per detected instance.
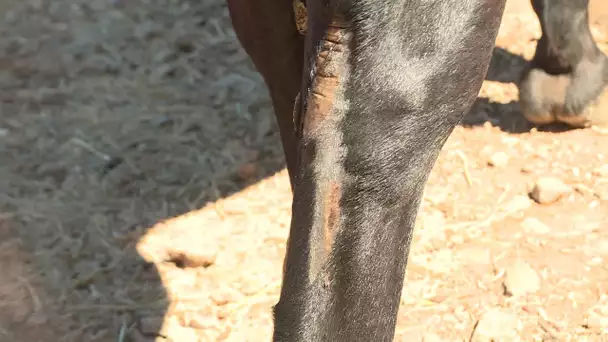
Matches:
[[519, 0, 608, 128], [226, 0, 304, 187]]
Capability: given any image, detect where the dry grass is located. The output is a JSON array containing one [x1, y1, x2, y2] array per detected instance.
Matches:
[[0, 0, 284, 340], [0, 0, 608, 341]]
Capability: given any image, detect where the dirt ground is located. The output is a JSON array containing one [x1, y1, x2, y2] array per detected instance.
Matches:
[[1, 0, 608, 341]]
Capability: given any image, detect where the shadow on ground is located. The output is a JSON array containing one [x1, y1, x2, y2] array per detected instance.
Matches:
[[0, 0, 285, 340], [462, 46, 577, 134]]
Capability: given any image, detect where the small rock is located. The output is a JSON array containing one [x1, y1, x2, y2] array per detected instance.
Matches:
[[186, 316, 218, 330], [501, 136, 519, 146], [503, 260, 541, 296], [167, 249, 216, 268], [503, 195, 533, 213], [237, 278, 264, 296], [138, 316, 164, 335], [529, 177, 571, 204], [488, 152, 509, 168], [520, 165, 533, 174], [585, 311, 608, 331], [594, 164, 608, 177], [471, 309, 520, 342], [458, 247, 491, 265], [480, 145, 494, 156], [237, 163, 258, 180], [449, 234, 465, 245], [211, 287, 241, 306], [424, 189, 448, 205], [129, 329, 156, 342], [181, 310, 218, 330], [573, 183, 595, 196], [521, 217, 550, 234]]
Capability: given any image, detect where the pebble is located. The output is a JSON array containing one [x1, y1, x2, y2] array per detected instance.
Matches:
[[129, 329, 156, 342], [488, 152, 509, 168], [160, 316, 199, 341], [449, 233, 465, 245], [594, 164, 608, 177], [501, 136, 519, 146], [585, 311, 608, 331], [521, 217, 550, 234], [237, 278, 265, 296], [480, 145, 494, 156], [167, 248, 216, 268], [503, 195, 533, 213], [471, 309, 520, 342], [503, 260, 541, 296], [181, 310, 218, 330], [529, 177, 571, 204], [237, 162, 258, 180], [210, 287, 241, 306], [458, 247, 491, 265], [138, 316, 164, 335], [520, 164, 534, 174]]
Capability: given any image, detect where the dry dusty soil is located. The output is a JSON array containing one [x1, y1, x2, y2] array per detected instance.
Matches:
[[1, 0, 608, 341]]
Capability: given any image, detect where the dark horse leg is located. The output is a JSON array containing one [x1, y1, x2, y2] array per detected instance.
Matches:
[[263, 0, 504, 340], [226, 0, 304, 188], [520, 0, 608, 127]]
